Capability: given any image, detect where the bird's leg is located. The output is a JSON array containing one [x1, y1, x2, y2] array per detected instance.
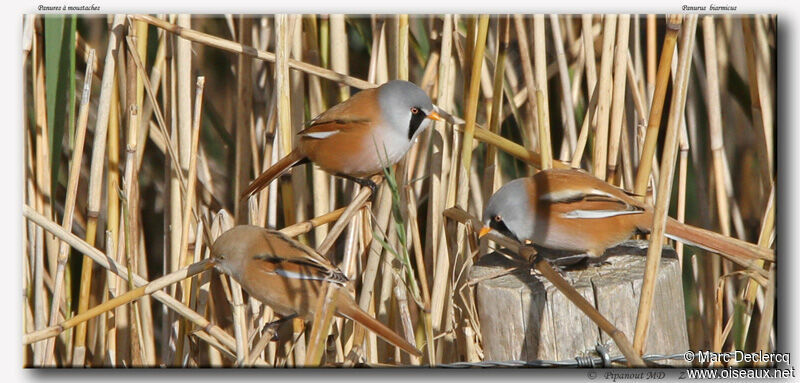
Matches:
[[521, 244, 572, 278], [260, 313, 299, 341], [337, 173, 378, 199]]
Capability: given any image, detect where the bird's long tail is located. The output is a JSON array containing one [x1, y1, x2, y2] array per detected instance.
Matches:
[[240, 149, 305, 201], [664, 217, 773, 262], [336, 294, 422, 358]]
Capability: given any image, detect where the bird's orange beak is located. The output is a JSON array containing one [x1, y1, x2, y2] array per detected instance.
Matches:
[[478, 226, 492, 238], [427, 111, 444, 121]]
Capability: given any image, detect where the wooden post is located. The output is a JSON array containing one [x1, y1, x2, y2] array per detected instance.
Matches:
[[471, 240, 689, 366]]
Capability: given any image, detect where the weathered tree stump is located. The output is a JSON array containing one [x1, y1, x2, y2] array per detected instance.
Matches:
[[471, 240, 689, 366]]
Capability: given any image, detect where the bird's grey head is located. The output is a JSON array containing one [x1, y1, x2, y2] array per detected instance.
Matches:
[[377, 80, 438, 141], [482, 178, 535, 242], [210, 225, 257, 279]]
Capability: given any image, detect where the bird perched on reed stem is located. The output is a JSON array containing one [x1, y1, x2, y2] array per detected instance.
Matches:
[[241, 80, 442, 200], [210, 225, 422, 359]]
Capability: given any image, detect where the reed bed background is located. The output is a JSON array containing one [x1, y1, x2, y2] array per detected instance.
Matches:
[[21, 13, 776, 367]]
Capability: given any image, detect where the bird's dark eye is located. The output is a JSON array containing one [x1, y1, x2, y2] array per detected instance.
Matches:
[[494, 215, 502, 222], [410, 107, 420, 114]]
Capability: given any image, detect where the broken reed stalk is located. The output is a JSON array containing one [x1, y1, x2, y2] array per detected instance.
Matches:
[[632, 14, 697, 355], [43, 49, 95, 366], [633, 15, 682, 198], [72, 14, 125, 367]]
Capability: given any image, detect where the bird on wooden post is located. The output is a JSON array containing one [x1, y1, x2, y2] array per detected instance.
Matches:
[[479, 168, 773, 262]]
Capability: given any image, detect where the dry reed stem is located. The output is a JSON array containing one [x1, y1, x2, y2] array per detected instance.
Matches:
[[582, 15, 598, 98], [536, 90, 552, 170], [646, 15, 656, 104], [592, 14, 617, 179], [513, 15, 540, 150], [550, 15, 577, 155], [174, 77, 206, 365], [457, 15, 489, 211], [234, 15, 254, 224], [606, 15, 630, 183], [633, 15, 697, 355], [73, 14, 125, 367], [330, 14, 350, 101], [25, 259, 215, 345], [741, 17, 774, 192], [571, 80, 600, 167], [483, 15, 509, 202], [533, 14, 550, 143], [741, 185, 775, 345], [702, 15, 734, 242], [126, 35, 187, 195], [633, 15, 682, 198], [428, 15, 454, 338], [43, 49, 95, 366]]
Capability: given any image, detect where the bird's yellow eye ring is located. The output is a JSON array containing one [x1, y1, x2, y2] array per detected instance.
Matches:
[[493, 215, 502, 222], [410, 107, 420, 114]]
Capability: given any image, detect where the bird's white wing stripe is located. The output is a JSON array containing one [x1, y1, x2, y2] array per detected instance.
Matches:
[[269, 268, 346, 285], [540, 188, 619, 203], [562, 209, 644, 219], [301, 130, 340, 139]]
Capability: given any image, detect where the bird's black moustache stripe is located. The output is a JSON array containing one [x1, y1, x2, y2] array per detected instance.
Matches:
[[408, 109, 427, 140]]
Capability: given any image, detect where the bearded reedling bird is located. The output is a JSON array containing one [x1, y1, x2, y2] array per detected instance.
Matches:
[[479, 169, 773, 261], [210, 225, 422, 358], [241, 80, 443, 200]]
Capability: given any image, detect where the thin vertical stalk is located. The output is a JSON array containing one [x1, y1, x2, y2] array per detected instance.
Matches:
[[703, 16, 732, 238], [633, 15, 682, 198], [304, 15, 331, 247], [456, 14, 489, 211], [741, 17, 774, 188], [428, 14, 454, 338], [513, 15, 539, 151], [483, 15, 509, 201], [581, 14, 598, 99], [632, 15, 697, 354], [330, 14, 349, 102], [592, 14, 616, 179], [275, 15, 295, 228], [43, 49, 95, 366], [533, 15, 550, 144], [606, 14, 630, 183], [174, 77, 205, 365], [73, 14, 125, 367], [646, 14, 656, 105], [550, 15, 577, 155], [234, 15, 254, 223]]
